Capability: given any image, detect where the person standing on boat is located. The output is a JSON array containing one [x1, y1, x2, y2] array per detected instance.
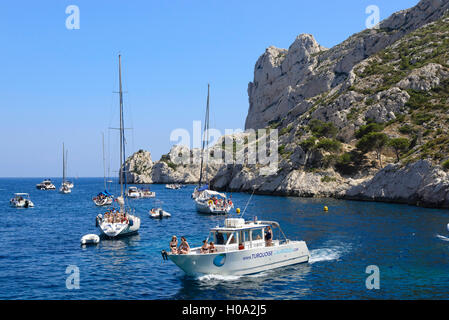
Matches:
[[179, 237, 190, 254], [265, 226, 273, 247], [216, 232, 224, 245]]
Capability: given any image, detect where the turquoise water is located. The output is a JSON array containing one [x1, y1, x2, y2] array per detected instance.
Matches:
[[1, 178, 448, 299]]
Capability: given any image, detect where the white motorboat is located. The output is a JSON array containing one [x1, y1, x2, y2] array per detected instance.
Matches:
[[59, 143, 71, 194], [140, 188, 156, 198], [166, 184, 182, 190], [165, 217, 310, 276], [95, 54, 141, 239], [36, 179, 56, 190], [149, 208, 171, 219], [127, 186, 141, 198], [80, 234, 100, 245], [195, 190, 234, 214], [10, 193, 34, 208]]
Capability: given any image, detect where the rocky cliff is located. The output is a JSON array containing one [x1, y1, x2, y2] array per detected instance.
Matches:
[[125, 0, 449, 208]]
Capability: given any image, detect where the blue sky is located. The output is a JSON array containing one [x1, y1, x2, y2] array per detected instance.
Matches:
[[0, 0, 418, 177]]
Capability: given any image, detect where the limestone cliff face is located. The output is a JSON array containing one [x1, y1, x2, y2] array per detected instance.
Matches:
[[245, 0, 449, 130]]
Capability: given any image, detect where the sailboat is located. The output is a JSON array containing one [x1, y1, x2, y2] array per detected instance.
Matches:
[[59, 143, 71, 194], [192, 84, 234, 214], [95, 54, 141, 238], [93, 133, 114, 206]]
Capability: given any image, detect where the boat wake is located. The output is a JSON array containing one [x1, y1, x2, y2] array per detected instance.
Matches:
[[436, 234, 449, 242], [195, 274, 241, 282], [309, 247, 344, 264]]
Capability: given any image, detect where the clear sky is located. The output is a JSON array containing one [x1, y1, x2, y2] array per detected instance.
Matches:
[[0, 0, 419, 177]]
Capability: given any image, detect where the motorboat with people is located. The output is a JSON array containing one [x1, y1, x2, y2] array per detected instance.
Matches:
[[36, 179, 56, 190], [127, 186, 141, 198], [80, 234, 100, 245], [93, 190, 114, 206], [10, 193, 34, 208], [163, 217, 310, 276], [149, 208, 171, 219], [95, 54, 141, 239], [195, 190, 234, 214], [140, 188, 156, 198]]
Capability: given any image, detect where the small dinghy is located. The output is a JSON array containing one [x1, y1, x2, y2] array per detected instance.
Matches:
[[80, 234, 100, 245], [149, 208, 171, 219]]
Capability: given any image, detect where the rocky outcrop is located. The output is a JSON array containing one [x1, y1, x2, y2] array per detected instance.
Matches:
[[345, 160, 449, 208], [245, 0, 449, 130]]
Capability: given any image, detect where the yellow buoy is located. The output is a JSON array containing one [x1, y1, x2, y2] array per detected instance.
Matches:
[[323, 206, 328, 212], [236, 208, 241, 214]]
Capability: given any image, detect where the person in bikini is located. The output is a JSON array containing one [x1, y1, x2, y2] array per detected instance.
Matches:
[[169, 236, 178, 254], [200, 240, 209, 254], [178, 237, 190, 254]]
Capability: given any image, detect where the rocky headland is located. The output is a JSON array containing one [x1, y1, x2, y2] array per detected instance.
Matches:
[[124, 0, 449, 208]]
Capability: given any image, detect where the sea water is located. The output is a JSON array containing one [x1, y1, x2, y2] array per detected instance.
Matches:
[[0, 178, 448, 299]]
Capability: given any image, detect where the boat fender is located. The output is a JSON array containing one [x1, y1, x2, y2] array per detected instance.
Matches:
[[24, 201, 29, 208], [129, 219, 134, 227]]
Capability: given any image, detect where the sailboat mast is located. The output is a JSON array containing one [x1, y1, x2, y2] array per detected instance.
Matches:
[[102, 132, 106, 190], [205, 83, 210, 184], [62, 143, 65, 183], [198, 84, 210, 187], [119, 54, 124, 198]]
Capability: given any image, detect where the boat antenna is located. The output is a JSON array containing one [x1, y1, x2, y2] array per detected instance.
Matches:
[[240, 188, 256, 219]]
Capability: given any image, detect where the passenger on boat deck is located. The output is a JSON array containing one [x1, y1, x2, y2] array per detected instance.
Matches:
[[265, 226, 273, 247], [209, 242, 217, 253], [169, 236, 178, 254], [179, 237, 190, 254], [216, 232, 224, 245], [200, 240, 209, 253]]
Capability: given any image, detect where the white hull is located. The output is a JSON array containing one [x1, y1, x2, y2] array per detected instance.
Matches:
[[93, 197, 113, 206], [149, 208, 171, 218], [81, 234, 100, 245], [97, 215, 140, 238], [10, 200, 34, 208], [168, 241, 310, 276], [195, 199, 233, 214]]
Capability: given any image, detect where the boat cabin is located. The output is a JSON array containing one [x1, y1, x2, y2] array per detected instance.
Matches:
[[193, 218, 288, 254]]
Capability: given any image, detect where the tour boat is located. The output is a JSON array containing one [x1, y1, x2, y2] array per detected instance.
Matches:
[[95, 54, 141, 238], [149, 208, 171, 219], [10, 193, 34, 208], [36, 179, 56, 190], [165, 217, 310, 276], [195, 190, 234, 214]]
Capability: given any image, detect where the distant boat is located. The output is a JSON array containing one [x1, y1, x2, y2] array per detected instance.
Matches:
[[95, 54, 141, 238], [36, 179, 56, 190], [149, 208, 171, 219], [10, 193, 34, 208], [59, 143, 71, 194]]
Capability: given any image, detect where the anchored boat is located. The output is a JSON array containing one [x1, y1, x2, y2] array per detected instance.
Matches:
[[165, 217, 310, 276], [36, 179, 56, 190], [95, 54, 141, 238], [10, 193, 34, 208], [59, 143, 71, 194], [195, 190, 234, 214]]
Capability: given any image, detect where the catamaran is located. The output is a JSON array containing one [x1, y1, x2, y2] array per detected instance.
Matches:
[[164, 216, 310, 276], [59, 143, 71, 194], [10, 193, 34, 208], [192, 84, 233, 214], [93, 133, 114, 206], [95, 54, 141, 238]]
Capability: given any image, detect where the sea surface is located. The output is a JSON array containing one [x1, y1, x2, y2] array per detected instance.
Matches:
[[1, 178, 448, 300]]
